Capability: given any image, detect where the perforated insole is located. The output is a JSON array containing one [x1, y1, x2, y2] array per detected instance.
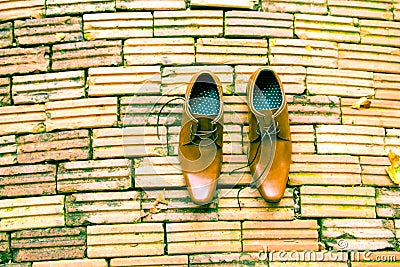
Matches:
[[253, 71, 283, 111], [189, 83, 220, 116]]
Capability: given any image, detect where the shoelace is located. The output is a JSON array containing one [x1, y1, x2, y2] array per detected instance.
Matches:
[[234, 120, 280, 210], [156, 96, 217, 147]]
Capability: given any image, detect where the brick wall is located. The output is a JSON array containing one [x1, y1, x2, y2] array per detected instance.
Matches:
[[0, 0, 400, 266]]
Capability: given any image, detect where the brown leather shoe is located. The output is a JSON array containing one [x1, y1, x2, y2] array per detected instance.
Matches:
[[247, 67, 292, 202], [179, 71, 223, 205]]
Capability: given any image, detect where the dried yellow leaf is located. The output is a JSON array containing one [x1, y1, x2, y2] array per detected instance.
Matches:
[[385, 150, 400, 185], [156, 189, 168, 205], [351, 97, 371, 110], [55, 33, 66, 42]]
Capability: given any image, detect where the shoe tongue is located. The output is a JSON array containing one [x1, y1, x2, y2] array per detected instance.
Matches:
[[197, 117, 213, 131], [257, 110, 275, 129]]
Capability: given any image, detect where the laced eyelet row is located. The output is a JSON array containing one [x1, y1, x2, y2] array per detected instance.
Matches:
[[189, 123, 219, 147]]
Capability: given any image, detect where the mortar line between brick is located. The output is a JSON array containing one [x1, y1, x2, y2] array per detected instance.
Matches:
[[9, 76, 14, 106], [163, 222, 168, 255]]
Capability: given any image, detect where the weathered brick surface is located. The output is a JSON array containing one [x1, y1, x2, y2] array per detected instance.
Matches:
[[316, 125, 386, 156], [218, 188, 294, 221], [0, 105, 45, 136], [376, 188, 400, 218], [33, 259, 107, 267], [142, 190, 218, 222], [87, 224, 164, 258], [191, 0, 258, 9], [289, 154, 361, 185], [124, 38, 195, 65], [88, 66, 160, 96], [0, 135, 17, 166], [338, 43, 400, 73], [0, 263, 31, 267], [395, 3, 400, 21], [322, 219, 395, 250], [13, 71, 85, 104], [11, 227, 85, 262], [0, 0, 44, 21], [295, 14, 360, 42], [300, 186, 376, 218], [121, 95, 182, 126], [0, 77, 10, 105], [190, 253, 261, 266], [45, 97, 118, 131], [360, 20, 400, 47], [235, 65, 306, 94], [374, 73, 400, 101], [117, 0, 186, 10], [386, 128, 400, 154], [66, 191, 140, 226], [263, 0, 327, 14], [328, 0, 393, 20], [166, 222, 241, 254], [360, 156, 393, 186], [111, 256, 188, 267], [135, 157, 184, 188], [287, 95, 341, 124], [243, 220, 319, 252], [15, 17, 82, 45], [0, 47, 49, 75], [92, 127, 167, 159], [0, 23, 12, 48], [290, 125, 316, 154], [0, 196, 64, 231], [196, 38, 268, 64], [47, 0, 114, 15], [161, 65, 233, 95], [0, 232, 9, 256], [0, 164, 56, 197], [17, 130, 90, 164], [306, 68, 374, 97], [58, 159, 132, 192], [269, 39, 338, 68], [342, 98, 400, 129], [52, 41, 122, 71], [154, 11, 223, 37], [226, 11, 293, 38], [84, 13, 152, 40]]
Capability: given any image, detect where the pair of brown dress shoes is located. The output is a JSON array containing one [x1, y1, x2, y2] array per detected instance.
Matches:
[[179, 67, 292, 205]]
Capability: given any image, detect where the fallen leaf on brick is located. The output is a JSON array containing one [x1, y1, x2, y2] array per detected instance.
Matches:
[[351, 97, 371, 110], [55, 33, 66, 41], [385, 150, 400, 185], [155, 189, 168, 205]]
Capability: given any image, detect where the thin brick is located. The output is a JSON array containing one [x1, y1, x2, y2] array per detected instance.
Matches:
[[58, 159, 132, 193], [15, 16, 82, 45], [13, 71, 85, 104], [52, 40, 122, 71], [0, 135, 16, 166], [225, 11, 294, 38], [166, 222, 241, 254], [66, 191, 140, 226], [154, 10, 223, 37], [196, 38, 268, 64], [45, 97, 118, 131], [11, 227, 85, 262], [46, 0, 114, 15], [0, 196, 64, 231], [0, 105, 45, 136], [17, 130, 90, 163], [300, 186, 376, 218], [83, 13, 152, 40], [0, 47, 49, 75], [88, 66, 161, 96], [269, 39, 338, 68], [0, 164, 56, 197], [124, 38, 195, 65]]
